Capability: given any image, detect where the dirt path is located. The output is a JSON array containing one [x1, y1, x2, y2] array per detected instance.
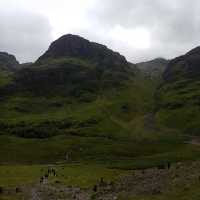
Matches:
[[30, 187, 41, 200], [27, 184, 91, 200]]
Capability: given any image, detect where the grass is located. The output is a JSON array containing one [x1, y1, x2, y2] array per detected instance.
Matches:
[[0, 75, 159, 140], [1, 68, 200, 199], [156, 78, 200, 135], [0, 163, 130, 188], [0, 134, 200, 168], [0, 71, 13, 87]]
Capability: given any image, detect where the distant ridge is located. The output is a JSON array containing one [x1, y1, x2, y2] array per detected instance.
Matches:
[[137, 58, 168, 78]]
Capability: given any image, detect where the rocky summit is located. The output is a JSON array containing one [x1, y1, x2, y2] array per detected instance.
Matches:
[[37, 34, 128, 66]]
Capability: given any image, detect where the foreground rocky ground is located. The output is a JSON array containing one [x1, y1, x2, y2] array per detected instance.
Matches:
[[1, 160, 200, 200]]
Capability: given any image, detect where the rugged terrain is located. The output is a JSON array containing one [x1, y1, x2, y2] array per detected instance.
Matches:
[[1, 35, 200, 199]]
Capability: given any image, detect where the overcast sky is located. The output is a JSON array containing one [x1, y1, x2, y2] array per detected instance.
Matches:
[[0, 0, 200, 63]]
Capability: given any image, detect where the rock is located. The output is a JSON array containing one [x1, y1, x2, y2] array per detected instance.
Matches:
[[0, 52, 19, 71], [37, 34, 128, 66]]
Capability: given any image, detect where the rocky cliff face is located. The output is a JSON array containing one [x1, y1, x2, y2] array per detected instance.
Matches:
[[37, 34, 128, 66], [0, 52, 19, 71]]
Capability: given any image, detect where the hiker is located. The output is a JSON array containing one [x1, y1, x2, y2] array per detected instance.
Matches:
[[167, 162, 171, 169], [99, 177, 106, 187], [44, 173, 49, 179], [0, 186, 3, 194], [52, 169, 56, 176], [93, 184, 98, 192], [40, 176, 44, 183]]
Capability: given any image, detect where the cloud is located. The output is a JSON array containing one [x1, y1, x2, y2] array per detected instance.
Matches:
[[84, 0, 200, 62], [0, 0, 200, 63], [0, 9, 53, 63]]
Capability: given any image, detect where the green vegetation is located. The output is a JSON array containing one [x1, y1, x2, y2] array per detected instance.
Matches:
[[156, 47, 200, 136], [1, 68, 200, 189], [0, 71, 13, 87], [0, 164, 128, 188], [156, 78, 200, 135]]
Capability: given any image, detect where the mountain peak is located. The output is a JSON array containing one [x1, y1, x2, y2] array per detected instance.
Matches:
[[37, 34, 128, 66]]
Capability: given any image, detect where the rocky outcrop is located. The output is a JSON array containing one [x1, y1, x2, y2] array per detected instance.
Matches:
[[0, 52, 19, 71], [37, 34, 128, 66]]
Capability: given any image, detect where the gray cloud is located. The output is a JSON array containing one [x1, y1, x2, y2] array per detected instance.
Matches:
[[0, 9, 53, 63], [0, 0, 200, 63], [86, 0, 200, 62]]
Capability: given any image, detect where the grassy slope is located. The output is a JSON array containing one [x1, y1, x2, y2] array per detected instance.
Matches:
[[0, 70, 13, 87], [0, 73, 200, 168], [156, 78, 200, 135], [1, 68, 200, 200], [0, 164, 129, 188]]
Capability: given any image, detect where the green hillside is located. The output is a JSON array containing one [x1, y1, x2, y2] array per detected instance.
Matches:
[[156, 47, 200, 135]]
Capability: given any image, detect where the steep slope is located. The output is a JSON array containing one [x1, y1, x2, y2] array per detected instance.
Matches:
[[0, 52, 19, 71], [0, 52, 18, 88], [156, 47, 200, 135], [136, 58, 168, 79]]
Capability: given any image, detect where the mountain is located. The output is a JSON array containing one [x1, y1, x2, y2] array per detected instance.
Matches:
[[0, 34, 155, 139], [3, 34, 133, 98], [2, 34, 200, 200], [156, 47, 200, 135], [0, 52, 19, 71], [136, 58, 168, 79], [37, 34, 128, 66]]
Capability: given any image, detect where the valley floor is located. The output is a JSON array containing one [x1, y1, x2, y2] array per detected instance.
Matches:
[[1, 161, 200, 200], [1, 134, 200, 200]]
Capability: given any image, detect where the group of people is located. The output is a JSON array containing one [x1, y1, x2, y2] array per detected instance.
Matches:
[[40, 168, 57, 183]]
